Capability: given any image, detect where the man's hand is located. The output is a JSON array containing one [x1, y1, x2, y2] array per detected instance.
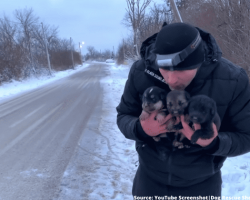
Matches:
[[140, 111, 173, 137], [179, 115, 218, 147]]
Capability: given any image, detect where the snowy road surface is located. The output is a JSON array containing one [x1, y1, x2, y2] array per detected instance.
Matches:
[[0, 63, 119, 200]]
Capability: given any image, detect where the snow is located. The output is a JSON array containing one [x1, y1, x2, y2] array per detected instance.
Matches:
[[1, 62, 250, 199], [0, 64, 90, 103]]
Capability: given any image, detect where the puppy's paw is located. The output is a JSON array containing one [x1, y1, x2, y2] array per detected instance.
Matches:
[[172, 140, 181, 147], [159, 133, 167, 138], [153, 136, 161, 142], [178, 143, 185, 149], [166, 118, 176, 131], [191, 130, 203, 144], [139, 111, 150, 121], [173, 140, 185, 149], [156, 113, 165, 123], [173, 122, 183, 130]]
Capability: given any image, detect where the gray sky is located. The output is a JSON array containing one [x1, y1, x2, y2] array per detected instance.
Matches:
[[0, 0, 164, 55]]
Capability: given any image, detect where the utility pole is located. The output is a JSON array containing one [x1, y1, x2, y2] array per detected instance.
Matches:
[[79, 42, 82, 64], [41, 22, 52, 76], [169, 0, 183, 23], [123, 39, 125, 63], [70, 37, 75, 69]]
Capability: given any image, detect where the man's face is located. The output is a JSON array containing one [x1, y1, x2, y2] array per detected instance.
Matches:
[[159, 68, 198, 90]]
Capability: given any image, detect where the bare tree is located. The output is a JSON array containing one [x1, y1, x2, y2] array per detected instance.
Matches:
[[0, 16, 24, 82], [102, 49, 112, 59], [116, 33, 139, 64], [86, 46, 96, 59], [14, 8, 39, 77], [123, 0, 152, 59], [0, 8, 82, 84], [175, 0, 250, 77], [118, 3, 171, 64], [139, 3, 172, 45], [209, 0, 250, 73]]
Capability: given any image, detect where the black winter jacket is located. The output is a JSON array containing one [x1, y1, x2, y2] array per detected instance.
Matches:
[[116, 28, 250, 187]]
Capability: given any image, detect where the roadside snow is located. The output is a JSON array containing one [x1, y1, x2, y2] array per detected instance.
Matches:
[[87, 63, 137, 199], [1, 62, 250, 199], [0, 64, 90, 103]]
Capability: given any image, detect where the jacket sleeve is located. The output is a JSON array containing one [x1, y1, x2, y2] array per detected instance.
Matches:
[[116, 62, 151, 142], [210, 68, 250, 157]]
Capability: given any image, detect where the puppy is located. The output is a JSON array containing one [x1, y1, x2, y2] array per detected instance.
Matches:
[[187, 95, 221, 144], [139, 86, 175, 142], [139, 86, 167, 121], [166, 90, 191, 149], [166, 90, 190, 116]]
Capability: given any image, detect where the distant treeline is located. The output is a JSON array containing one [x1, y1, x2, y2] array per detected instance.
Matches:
[[85, 46, 115, 62], [0, 8, 81, 84]]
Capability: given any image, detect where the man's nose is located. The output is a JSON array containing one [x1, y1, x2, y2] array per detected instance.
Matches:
[[167, 71, 178, 84]]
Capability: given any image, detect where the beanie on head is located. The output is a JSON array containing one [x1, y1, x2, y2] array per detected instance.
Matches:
[[153, 23, 205, 70]]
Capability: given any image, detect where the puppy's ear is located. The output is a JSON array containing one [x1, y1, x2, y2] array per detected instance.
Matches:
[[210, 100, 217, 117], [185, 91, 191, 101], [210, 107, 215, 116], [160, 92, 166, 100], [184, 101, 190, 114]]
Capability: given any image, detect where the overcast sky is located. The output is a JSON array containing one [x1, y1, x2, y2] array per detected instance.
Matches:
[[0, 0, 164, 55]]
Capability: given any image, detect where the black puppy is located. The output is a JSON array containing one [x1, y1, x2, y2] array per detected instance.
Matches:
[[187, 95, 221, 144], [166, 90, 191, 149]]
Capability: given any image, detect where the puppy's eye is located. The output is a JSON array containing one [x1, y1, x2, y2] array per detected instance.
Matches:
[[167, 102, 172, 107], [178, 101, 183, 106]]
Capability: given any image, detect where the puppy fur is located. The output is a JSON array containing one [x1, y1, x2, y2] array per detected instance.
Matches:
[[140, 86, 167, 121], [139, 86, 176, 142], [167, 90, 190, 116], [187, 95, 221, 143], [166, 90, 191, 149]]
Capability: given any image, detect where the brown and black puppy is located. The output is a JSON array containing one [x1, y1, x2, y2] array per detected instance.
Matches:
[[166, 90, 190, 117], [187, 95, 221, 144], [139, 86, 174, 142], [139, 86, 167, 121], [166, 90, 191, 149]]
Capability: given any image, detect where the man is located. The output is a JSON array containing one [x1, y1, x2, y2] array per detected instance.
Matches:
[[116, 23, 250, 197]]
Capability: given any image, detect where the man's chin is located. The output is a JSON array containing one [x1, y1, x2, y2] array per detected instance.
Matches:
[[169, 85, 186, 91]]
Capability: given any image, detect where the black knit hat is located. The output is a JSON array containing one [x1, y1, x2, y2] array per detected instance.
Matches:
[[153, 23, 205, 70]]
